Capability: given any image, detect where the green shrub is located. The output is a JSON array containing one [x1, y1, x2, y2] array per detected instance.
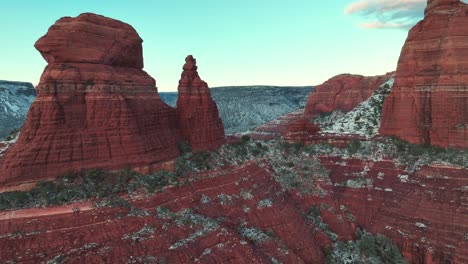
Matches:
[[329, 228, 408, 263], [177, 141, 192, 154], [309, 205, 321, 219], [347, 139, 362, 155], [4, 127, 21, 141], [240, 135, 251, 143]]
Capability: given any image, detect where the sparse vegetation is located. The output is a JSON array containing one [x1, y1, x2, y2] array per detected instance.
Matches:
[[177, 141, 192, 154], [238, 226, 271, 245], [327, 228, 407, 264], [306, 136, 468, 173], [122, 224, 156, 245], [240, 135, 251, 143], [4, 127, 21, 141], [83, 79, 95, 86], [303, 205, 338, 242], [164, 209, 220, 250], [0, 169, 180, 211]]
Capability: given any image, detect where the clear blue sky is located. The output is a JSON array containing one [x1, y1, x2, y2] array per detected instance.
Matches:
[[0, 0, 426, 91]]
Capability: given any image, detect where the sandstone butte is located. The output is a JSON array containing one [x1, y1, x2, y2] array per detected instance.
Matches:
[[304, 72, 394, 119], [176, 55, 226, 152], [380, 0, 468, 148], [0, 13, 225, 186]]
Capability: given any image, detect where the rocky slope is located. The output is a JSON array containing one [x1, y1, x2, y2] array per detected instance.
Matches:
[[315, 78, 395, 138], [0, 13, 223, 186], [380, 0, 468, 148], [304, 73, 394, 118], [176, 55, 225, 152], [0, 81, 35, 139]]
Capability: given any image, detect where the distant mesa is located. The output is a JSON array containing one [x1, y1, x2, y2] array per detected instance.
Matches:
[[0, 81, 36, 139], [0, 13, 225, 186], [380, 0, 468, 148]]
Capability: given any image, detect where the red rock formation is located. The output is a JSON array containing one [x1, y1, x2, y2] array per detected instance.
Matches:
[[380, 0, 468, 148], [282, 117, 321, 142], [0, 13, 182, 186], [176, 55, 225, 152], [304, 73, 394, 118]]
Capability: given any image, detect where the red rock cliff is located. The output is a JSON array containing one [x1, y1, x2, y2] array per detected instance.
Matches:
[[176, 55, 225, 152], [380, 0, 468, 148], [0, 13, 182, 185], [304, 73, 394, 118]]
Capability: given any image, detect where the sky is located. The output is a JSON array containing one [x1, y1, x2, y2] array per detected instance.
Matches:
[[0, 0, 438, 92]]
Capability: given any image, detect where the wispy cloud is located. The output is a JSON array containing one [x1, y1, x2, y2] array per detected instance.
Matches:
[[345, 0, 426, 29]]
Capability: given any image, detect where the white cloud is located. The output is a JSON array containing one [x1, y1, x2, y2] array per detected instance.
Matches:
[[360, 21, 412, 29], [345, 0, 426, 29], [345, 0, 425, 15]]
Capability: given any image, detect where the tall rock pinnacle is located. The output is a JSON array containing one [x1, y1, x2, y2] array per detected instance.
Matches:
[[176, 55, 225, 152]]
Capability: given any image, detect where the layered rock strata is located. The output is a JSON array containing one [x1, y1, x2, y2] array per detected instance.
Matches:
[[0, 13, 183, 185], [380, 0, 468, 148]]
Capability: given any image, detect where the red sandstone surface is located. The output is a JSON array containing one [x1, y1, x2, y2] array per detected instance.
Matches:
[[1, 148, 466, 263], [380, 0, 468, 148], [304, 72, 394, 118], [176, 55, 225, 152], [0, 162, 325, 263], [0, 13, 225, 186], [315, 157, 468, 263]]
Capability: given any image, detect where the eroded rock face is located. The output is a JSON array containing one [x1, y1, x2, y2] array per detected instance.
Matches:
[[304, 73, 394, 118], [176, 55, 225, 152], [0, 13, 182, 185], [380, 0, 468, 148], [35, 13, 143, 68]]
